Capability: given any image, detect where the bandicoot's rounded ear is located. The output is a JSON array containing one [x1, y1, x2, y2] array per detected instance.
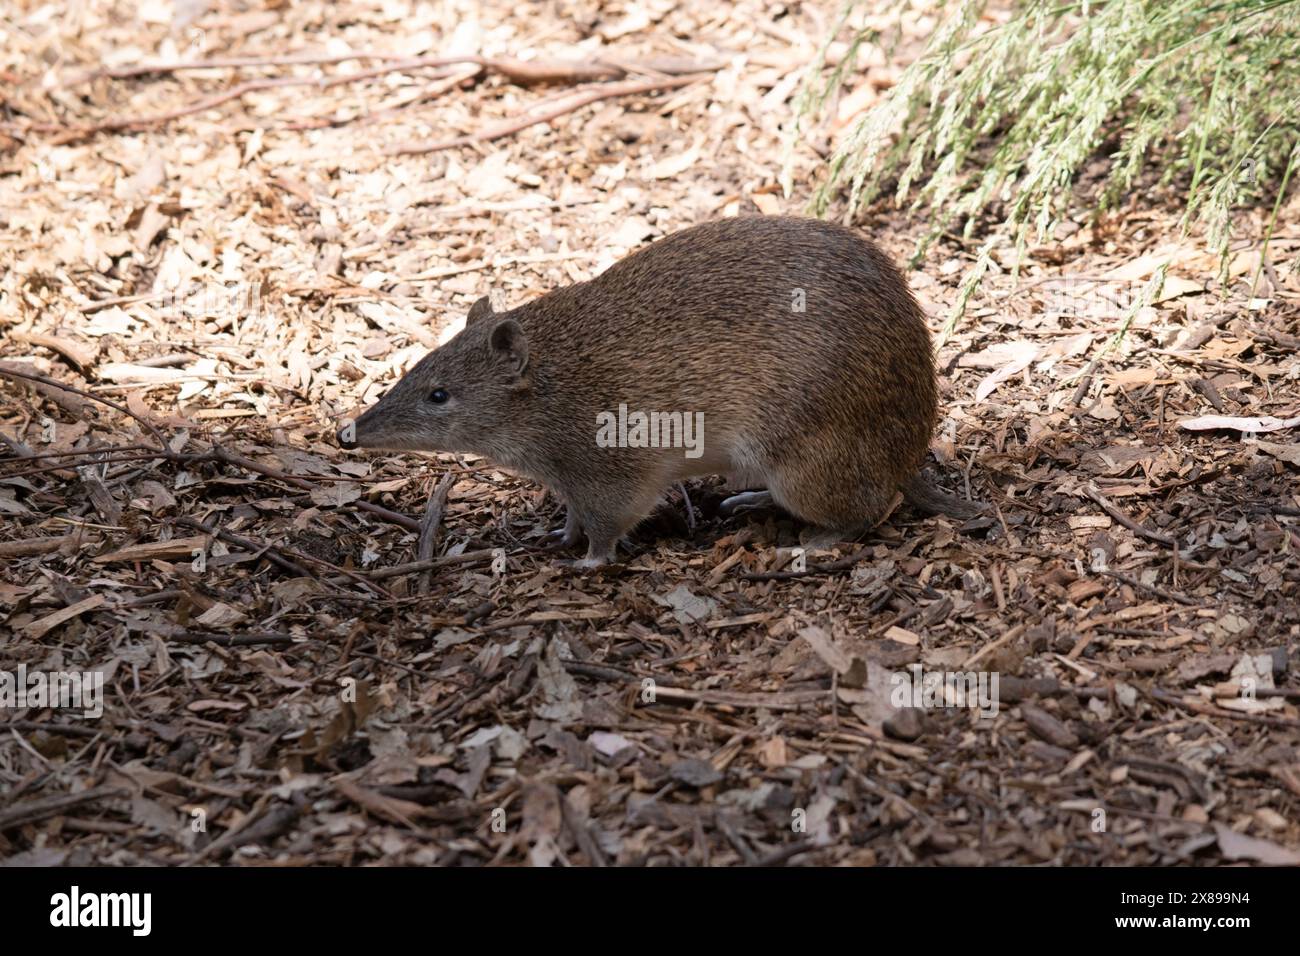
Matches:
[[489, 318, 528, 377], [466, 295, 495, 324]]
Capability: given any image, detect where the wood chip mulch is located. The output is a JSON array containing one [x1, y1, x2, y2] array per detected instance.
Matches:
[[1, 0, 1298, 866]]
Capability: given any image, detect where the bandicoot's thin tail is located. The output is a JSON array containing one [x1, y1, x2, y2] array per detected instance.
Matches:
[[902, 473, 986, 518]]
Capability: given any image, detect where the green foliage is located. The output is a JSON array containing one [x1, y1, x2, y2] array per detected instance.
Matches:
[[787, 0, 1300, 298]]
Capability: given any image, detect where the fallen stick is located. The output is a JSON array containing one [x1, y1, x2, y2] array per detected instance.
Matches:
[[208, 445, 420, 532], [75, 50, 420, 83], [749, 840, 818, 867], [0, 364, 166, 445], [1101, 568, 1198, 607], [1149, 688, 1300, 729], [13, 76, 303, 135], [80, 51, 709, 86], [740, 547, 872, 582], [0, 442, 153, 465], [0, 362, 92, 420], [176, 515, 317, 580], [17, 55, 720, 141], [13, 65, 461, 137], [164, 629, 301, 647], [2, 443, 419, 534], [384, 74, 701, 155], [0, 431, 35, 457], [0, 785, 129, 832], [0, 451, 169, 481], [1068, 354, 1102, 408], [646, 685, 824, 712], [187, 802, 303, 864], [416, 473, 456, 594], [278, 66, 483, 132], [356, 548, 503, 579], [10, 330, 98, 373], [0, 443, 373, 483], [177, 514, 392, 597], [1085, 485, 1177, 548], [0, 535, 75, 557], [5, 720, 103, 739]]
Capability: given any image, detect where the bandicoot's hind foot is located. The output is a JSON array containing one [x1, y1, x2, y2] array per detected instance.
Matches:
[[766, 462, 891, 553], [719, 490, 775, 517], [902, 474, 987, 518], [556, 544, 625, 571], [799, 526, 864, 552], [720, 487, 863, 553]]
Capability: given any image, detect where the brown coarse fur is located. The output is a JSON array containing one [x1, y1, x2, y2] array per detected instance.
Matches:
[[341, 215, 974, 565]]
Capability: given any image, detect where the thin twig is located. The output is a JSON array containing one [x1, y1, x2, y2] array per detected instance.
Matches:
[[740, 547, 872, 582], [0, 451, 168, 480], [15, 65, 460, 137], [175, 515, 316, 580], [0, 442, 154, 464], [384, 75, 700, 155], [416, 473, 456, 594], [207, 445, 419, 532], [358, 548, 505, 579], [1085, 485, 1177, 548], [0, 785, 129, 831], [79, 50, 421, 82], [0, 365, 167, 446], [1101, 569, 1198, 607], [16, 55, 719, 142], [165, 630, 301, 647], [78, 51, 713, 86], [1149, 688, 1300, 729]]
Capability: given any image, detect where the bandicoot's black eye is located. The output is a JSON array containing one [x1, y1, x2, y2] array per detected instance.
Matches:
[[429, 388, 450, 404]]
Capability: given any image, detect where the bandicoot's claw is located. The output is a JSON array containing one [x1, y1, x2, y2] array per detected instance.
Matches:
[[542, 527, 581, 550], [719, 489, 775, 517]]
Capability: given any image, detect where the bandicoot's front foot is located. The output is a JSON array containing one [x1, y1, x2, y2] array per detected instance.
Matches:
[[541, 507, 582, 551], [553, 554, 620, 572], [542, 527, 581, 551], [583, 535, 620, 565], [551, 533, 621, 570], [539, 505, 625, 568]]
